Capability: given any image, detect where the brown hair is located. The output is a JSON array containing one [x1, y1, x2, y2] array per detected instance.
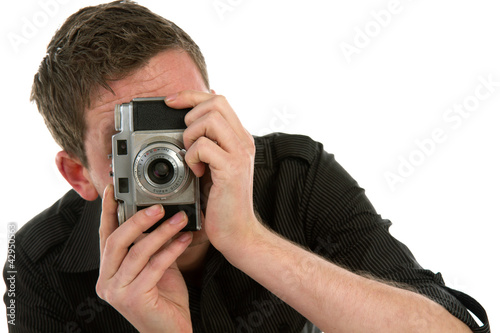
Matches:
[[31, 0, 209, 168]]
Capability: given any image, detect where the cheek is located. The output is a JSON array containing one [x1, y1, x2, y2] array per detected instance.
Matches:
[[85, 139, 114, 195], [88, 160, 113, 197]]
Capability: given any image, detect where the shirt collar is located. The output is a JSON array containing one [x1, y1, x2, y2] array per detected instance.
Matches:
[[53, 194, 102, 273]]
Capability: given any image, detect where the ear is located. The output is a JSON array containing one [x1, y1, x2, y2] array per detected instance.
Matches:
[[210, 89, 216, 95], [55, 151, 99, 201]]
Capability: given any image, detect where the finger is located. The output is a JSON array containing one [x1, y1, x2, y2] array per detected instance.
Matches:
[[184, 137, 229, 177], [99, 204, 165, 281], [165, 90, 250, 144], [100, 184, 119, 258], [131, 232, 193, 294], [113, 211, 188, 286], [182, 110, 241, 152], [164, 90, 212, 109]]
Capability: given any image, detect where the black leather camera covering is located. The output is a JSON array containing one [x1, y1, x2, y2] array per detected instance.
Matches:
[[133, 99, 191, 131]]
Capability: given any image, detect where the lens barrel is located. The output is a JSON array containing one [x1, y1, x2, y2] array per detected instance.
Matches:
[[148, 159, 174, 184]]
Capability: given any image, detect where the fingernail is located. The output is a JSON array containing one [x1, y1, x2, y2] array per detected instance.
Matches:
[[176, 232, 192, 243], [165, 93, 178, 103], [145, 204, 162, 216], [169, 211, 186, 224]]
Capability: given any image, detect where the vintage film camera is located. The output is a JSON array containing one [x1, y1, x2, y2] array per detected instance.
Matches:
[[111, 97, 201, 232]]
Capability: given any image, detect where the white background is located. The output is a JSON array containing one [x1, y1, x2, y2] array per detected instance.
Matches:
[[1, 0, 498, 331]]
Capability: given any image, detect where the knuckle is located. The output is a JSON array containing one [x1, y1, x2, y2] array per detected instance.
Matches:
[[177, 90, 196, 108], [185, 149, 200, 169], [127, 245, 142, 262], [207, 109, 222, 123], [184, 146, 195, 163], [248, 140, 255, 154], [206, 111, 224, 130], [195, 136, 211, 150], [247, 132, 255, 144], [177, 90, 190, 99], [245, 152, 254, 166], [147, 254, 163, 271], [182, 127, 190, 141], [242, 128, 255, 143], [129, 213, 142, 227], [130, 212, 154, 231], [213, 94, 227, 106], [151, 229, 172, 246], [104, 234, 117, 250], [184, 109, 194, 125], [183, 126, 197, 140], [95, 281, 112, 303], [105, 282, 123, 306], [95, 281, 104, 299], [236, 143, 254, 162]]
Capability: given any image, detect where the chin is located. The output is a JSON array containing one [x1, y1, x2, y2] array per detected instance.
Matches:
[[189, 228, 209, 247]]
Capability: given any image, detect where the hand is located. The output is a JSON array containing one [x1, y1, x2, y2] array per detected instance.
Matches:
[[165, 91, 260, 256], [96, 185, 193, 333]]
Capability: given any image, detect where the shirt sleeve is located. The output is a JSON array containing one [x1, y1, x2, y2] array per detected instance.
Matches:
[[3, 237, 80, 333], [300, 144, 489, 332]]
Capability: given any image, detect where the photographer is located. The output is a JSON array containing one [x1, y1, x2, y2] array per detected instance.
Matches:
[[3, 1, 489, 332]]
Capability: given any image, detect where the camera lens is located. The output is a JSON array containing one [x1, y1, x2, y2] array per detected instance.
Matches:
[[135, 143, 189, 198], [148, 159, 174, 184]]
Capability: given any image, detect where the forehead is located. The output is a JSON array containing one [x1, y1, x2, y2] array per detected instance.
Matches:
[[86, 49, 208, 123]]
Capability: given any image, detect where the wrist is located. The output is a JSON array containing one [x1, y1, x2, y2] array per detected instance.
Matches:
[[217, 215, 271, 266]]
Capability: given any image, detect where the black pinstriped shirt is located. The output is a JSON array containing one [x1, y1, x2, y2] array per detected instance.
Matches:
[[3, 133, 489, 332]]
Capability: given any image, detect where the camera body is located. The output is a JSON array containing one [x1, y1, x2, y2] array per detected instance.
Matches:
[[111, 97, 201, 232]]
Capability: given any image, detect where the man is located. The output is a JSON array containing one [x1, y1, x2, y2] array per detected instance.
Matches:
[[3, 1, 489, 332]]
